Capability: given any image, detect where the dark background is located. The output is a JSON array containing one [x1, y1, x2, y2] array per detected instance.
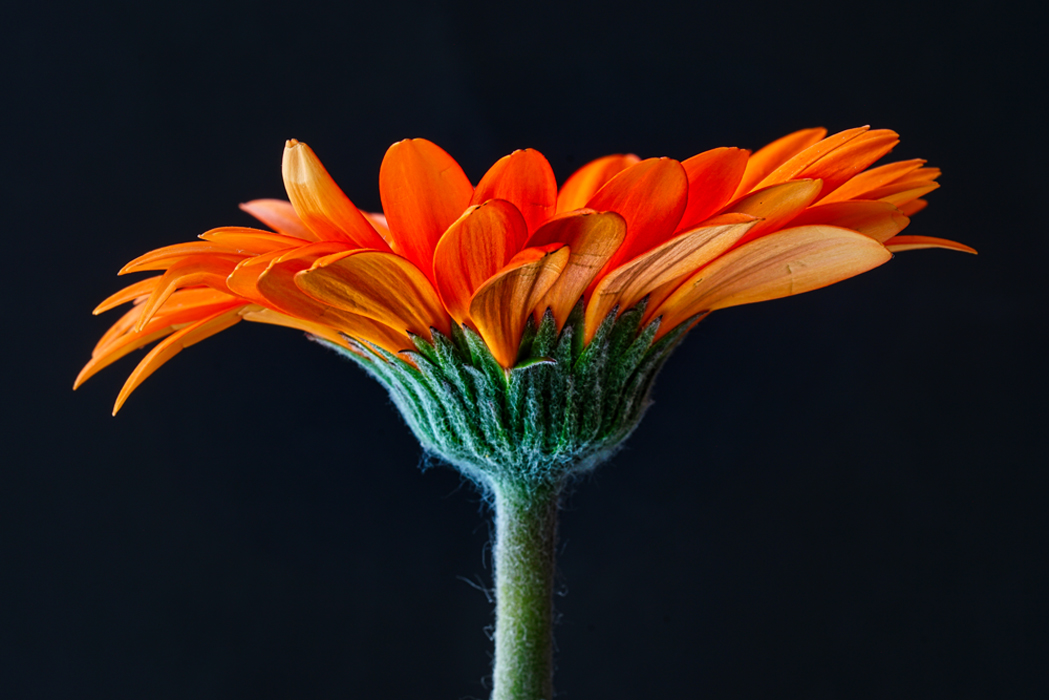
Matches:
[[3, 1, 1045, 698]]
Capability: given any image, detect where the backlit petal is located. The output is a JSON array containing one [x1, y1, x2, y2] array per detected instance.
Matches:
[[472, 149, 557, 234], [239, 199, 317, 240], [884, 235, 977, 254], [721, 179, 824, 244], [120, 242, 246, 274], [788, 200, 910, 243], [754, 126, 870, 190], [135, 257, 240, 330], [556, 154, 640, 213], [818, 159, 925, 203], [677, 147, 749, 231], [735, 127, 827, 195]]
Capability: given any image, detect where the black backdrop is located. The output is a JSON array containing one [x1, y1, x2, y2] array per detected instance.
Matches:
[[3, 1, 1045, 698]]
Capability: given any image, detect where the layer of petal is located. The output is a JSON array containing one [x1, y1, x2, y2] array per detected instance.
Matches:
[[677, 147, 749, 232], [884, 235, 977, 254], [735, 128, 827, 196], [472, 149, 556, 234], [239, 199, 317, 240], [721, 179, 824, 244], [788, 200, 910, 243], [556, 154, 640, 213]]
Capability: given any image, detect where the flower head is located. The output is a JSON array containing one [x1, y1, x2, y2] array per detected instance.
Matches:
[[78, 127, 973, 440]]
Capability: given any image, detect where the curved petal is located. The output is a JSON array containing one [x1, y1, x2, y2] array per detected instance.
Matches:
[[872, 182, 940, 208], [898, 199, 929, 217], [788, 200, 910, 243], [135, 257, 240, 330], [818, 159, 925, 204], [721, 179, 824, 244], [472, 149, 557, 234], [589, 157, 689, 268], [796, 129, 900, 200], [119, 242, 247, 274], [93, 277, 160, 314], [735, 127, 828, 196], [556, 154, 640, 213], [585, 214, 758, 341], [652, 225, 892, 339], [469, 245, 570, 367], [239, 199, 317, 240], [282, 140, 390, 249], [677, 147, 749, 232], [242, 304, 411, 354], [754, 126, 870, 190], [198, 227, 307, 252], [296, 250, 450, 339], [884, 235, 977, 254], [433, 200, 528, 325], [254, 241, 356, 316], [379, 138, 474, 281], [225, 249, 289, 305]]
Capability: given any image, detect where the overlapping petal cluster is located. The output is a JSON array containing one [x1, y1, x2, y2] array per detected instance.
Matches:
[[77, 126, 973, 413]]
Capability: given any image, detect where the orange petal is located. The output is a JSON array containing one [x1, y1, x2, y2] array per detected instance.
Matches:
[[113, 305, 248, 414], [93, 277, 161, 314], [362, 211, 390, 240], [585, 214, 758, 341], [788, 200, 910, 243], [677, 147, 750, 232], [796, 129, 900, 200], [589, 157, 689, 268], [754, 126, 870, 190], [721, 179, 824, 244], [469, 245, 570, 367], [379, 138, 474, 281], [884, 235, 977, 254], [432, 200, 528, 325], [528, 210, 627, 328], [556, 154, 640, 213], [898, 199, 929, 217], [119, 242, 246, 274], [242, 305, 410, 354], [735, 127, 828, 195], [93, 288, 237, 357], [282, 140, 390, 249], [296, 250, 450, 339], [198, 227, 307, 252], [134, 257, 241, 331], [225, 249, 290, 305], [818, 159, 926, 204], [472, 149, 557, 234], [653, 225, 892, 339], [870, 182, 940, 208], [239, 199, 318, 240]]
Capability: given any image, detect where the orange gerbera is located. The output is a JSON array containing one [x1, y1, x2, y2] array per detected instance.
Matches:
[[76, 126, 973, 414]]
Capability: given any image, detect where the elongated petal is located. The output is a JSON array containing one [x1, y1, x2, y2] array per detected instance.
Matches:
[[93, 288, 236, 356], [113, 305, 248, 414], [135, 257, 240, 330], [797, 129, 900, 200], [590, 157, 689, 268], [556, 154, 640, 213], [282, 140, 390, 249], [296, 251, 450, 338], [433, 200, 528, 324], [585, 214, 758, 340], [884, 235, 977, 254], [242, 304, 411, 353], [239, 199, 317, 240], [469, 245, 570, 367], [735, 127, 827, 195], [379, 138, 474, 281], [198, 227, 307, 252], [898, 199, 929, 217], [225, 249, 289, 305], [653, 225, 892, 338], [721, 179, 824, 244], [93, 277, 160, 314], [528, 210, 627, 327], [788, 200, 910, 243], [818, 159, 925, 204], [677, 147, 749, 231], [754, 126, 870, 190], [472, 149, 557, 233], [872, 182, 940, 208], [120, 242, 246, 274]]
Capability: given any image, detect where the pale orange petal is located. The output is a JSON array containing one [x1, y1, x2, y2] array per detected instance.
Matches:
[[296, 251, 450, 339], [432, 200, 528, 325], [788, 200, 910, 243], [754, 126, 870, 190], [556, 154, 640, 213], [585, 214, 758, 341], [242, 305, 410, 354], [721, 179, 824, 244], [818, 159, 926, 204], [677, 147, 750, 232], [469, 245, 570, 367], [653, 225, 892, 339], [282, 140, 390, 249], [379, 138, 474, 281], [472, 149, 557, 234], [239, 199, 318, 240], [884, 235, 977, 254], [735, 127, 828, 195]]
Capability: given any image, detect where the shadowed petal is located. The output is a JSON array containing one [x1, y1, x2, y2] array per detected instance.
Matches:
[[735, 127, 827, 195], [677, 147, 750, 232], [556, 154, 640, 213], [239, 199, 317, 240], [472, 149, 557, 234], [884, 235, 977, 254], [788, 200, 910, 243]]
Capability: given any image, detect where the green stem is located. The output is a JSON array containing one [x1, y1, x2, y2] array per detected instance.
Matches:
[[491, 479, 561, 700]]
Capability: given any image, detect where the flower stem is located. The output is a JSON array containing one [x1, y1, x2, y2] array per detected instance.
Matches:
[[491, 479, 561, 700]]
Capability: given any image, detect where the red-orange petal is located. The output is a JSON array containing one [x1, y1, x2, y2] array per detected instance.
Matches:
[[379, 138, 474, 281], [119, 242, 247, 274], [652, 225, 892, 339], [818, 159, 926, 204], [432, 200, 529, 325], [754, 126, 870, 190], [472, 149, 557, 234], [556, 154, 640, 213], [295, 250, 450, 339], [883, 235, 977, 254], [198, 227, 307, 253], [469, 245, 570, 367], [282, 140, 391, 249], [239, 199, 318, 240], [735, 127, 828, 196], [797, 129, 900, 201], [677, 147, 750, 232], [721, 179, 824, 245], [788, 200, 910, 243]]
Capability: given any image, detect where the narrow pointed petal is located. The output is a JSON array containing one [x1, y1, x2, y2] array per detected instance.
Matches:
[[653, 225, 892, 339], [556, 154, 640, 213], [379, 138, 474, 281], [282, 140, 390, 249], [898, 199, 929, 217], [788, 200, 910, 243], [239, 199, 318, 240], [296, 251, 450, 339], [113, 305, 248, 414], [677, 147, 750, 231], [884, 235, 977, 254], [590, 158, 689, 268], [721, 179, 824, 244], [93, 277, 160, 314], [735, 127, 828, 195], [528, 210, 627, 327], [797, 129, 900, 200], [198, 227, 306, 252], [433, 200, 528, 325], [135, 257, 240, 331], [472, 149, 557, 233], [469, 245, 570, 367], [754, 126, 870, 190], [242, 305, 411, 354], [585, 214, 758, 341], [119, 242, 246, 274], [872, 182, 940, 208], [93, 288, 237, 357], [818, 159, 926, 203]]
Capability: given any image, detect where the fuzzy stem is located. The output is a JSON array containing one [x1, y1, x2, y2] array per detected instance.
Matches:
[[491, 479, 561, 700]]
